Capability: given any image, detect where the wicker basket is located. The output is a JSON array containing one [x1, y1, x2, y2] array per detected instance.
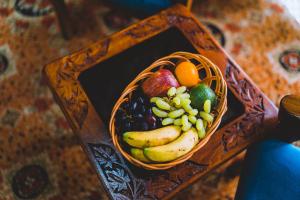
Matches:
[[109, 52, 227, 170]]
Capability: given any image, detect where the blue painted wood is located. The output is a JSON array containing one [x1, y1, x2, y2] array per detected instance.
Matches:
[[108, 0, 172, 14]]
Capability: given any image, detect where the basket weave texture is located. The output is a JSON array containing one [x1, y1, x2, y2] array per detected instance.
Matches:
[[109, 52, 227, 170]]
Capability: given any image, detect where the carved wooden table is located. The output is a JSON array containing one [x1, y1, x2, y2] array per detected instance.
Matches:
[[44, 5, 278, 200]]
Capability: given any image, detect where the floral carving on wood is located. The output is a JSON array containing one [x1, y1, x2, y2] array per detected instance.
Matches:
[[88, 142, 155, 200], [88, 142, 207, 200], [56, 60, 88, 128], [166, 14, 219, 51], [125, 18, 162, 38], [222, 63, 265, 151], [55, 39, 110, 128], [146, 161, 208, 199]]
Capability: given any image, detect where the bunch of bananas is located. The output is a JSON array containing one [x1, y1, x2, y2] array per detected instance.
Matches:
[[123, 125, 198, 162]]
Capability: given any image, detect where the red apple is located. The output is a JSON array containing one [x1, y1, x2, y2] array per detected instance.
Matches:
[[142, 69, 179, 97]]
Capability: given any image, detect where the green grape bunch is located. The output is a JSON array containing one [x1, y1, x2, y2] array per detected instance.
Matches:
[[151, 86, 214, 139]]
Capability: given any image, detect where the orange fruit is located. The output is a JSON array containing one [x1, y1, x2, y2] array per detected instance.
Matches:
[[175, 61, 200, 87]]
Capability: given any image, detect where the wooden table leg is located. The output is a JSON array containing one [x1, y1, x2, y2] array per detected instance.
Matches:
[[278, 95, 300, 142], [50, 0, 73, 39]]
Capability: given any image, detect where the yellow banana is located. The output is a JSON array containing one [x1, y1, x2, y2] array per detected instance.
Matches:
[[130, 148, 151, 163], [144, 128, 198, 162], [123, 126, 181, 148]]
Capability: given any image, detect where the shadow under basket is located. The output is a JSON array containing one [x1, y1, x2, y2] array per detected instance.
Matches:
[[109, 52, 227, 170]]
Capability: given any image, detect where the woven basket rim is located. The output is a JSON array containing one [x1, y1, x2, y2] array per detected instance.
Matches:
[[109, 52, 227, 170]]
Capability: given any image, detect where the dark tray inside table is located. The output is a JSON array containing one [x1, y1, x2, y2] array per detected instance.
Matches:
[[79, 27, 244, 128], [44, 5, 278, 200]]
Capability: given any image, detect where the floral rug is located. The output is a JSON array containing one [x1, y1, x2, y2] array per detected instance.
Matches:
[[0, 0, 299, 199]]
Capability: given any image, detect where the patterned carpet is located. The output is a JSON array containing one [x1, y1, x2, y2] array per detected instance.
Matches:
[[0, 0, 299, 199]]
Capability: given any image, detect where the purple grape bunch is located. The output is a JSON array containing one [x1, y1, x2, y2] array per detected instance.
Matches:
[[115, 91, 161, 134]]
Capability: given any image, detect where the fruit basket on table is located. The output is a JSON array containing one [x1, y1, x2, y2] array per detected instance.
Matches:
[[110, 51, 227, 170]]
